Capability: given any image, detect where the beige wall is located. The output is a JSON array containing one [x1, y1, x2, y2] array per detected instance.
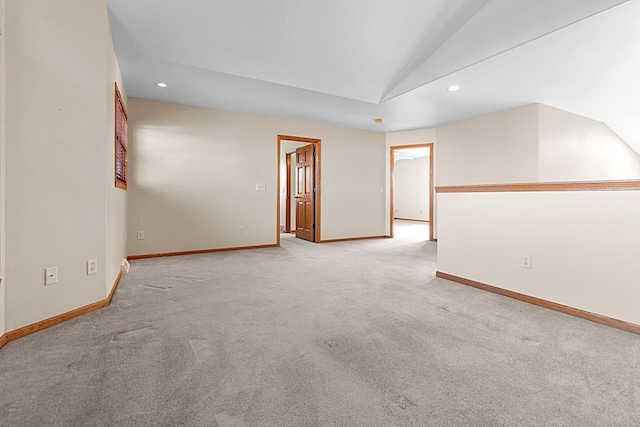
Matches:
[[393, 157, 430, 221], [105, 34, 128, 295], [127, 99, 386, 256], [3, 0, 126, 331], [538, 104, 640, 181], [435, 104, 540, 186], [0, 0, 6, 335], [437, 190, 640, 325]]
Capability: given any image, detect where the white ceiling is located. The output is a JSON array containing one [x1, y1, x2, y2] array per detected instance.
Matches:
[[107, 0, 640, 153]]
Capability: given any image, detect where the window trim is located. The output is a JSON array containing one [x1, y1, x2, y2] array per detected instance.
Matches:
[[114, 82, 128, 190]]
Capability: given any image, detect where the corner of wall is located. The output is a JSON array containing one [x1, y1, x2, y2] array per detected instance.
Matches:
[[537, 104, 640, 181], [105, 12, 128, 296], [0, 0, 6, 337], [535, 103, 542, 182], [3, 0, 123, 333]]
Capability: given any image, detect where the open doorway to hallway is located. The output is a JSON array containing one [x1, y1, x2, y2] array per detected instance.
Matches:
[[277, 135, 322, 245], [390, 144, 434, 241], [393, 219, 430, 241]]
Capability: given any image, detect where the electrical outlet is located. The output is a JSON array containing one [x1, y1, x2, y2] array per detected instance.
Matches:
[[521, 255, 532, 269], [239, 226, 244, 233], [137, 231, 144, 240], [121, 259, 131, 274], [45, 266, 58, 286], [87, 259, 98, 275], [350, 220, 356, 227]]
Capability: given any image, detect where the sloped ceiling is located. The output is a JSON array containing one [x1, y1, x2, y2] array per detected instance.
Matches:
[[107, 0, 640, 153]]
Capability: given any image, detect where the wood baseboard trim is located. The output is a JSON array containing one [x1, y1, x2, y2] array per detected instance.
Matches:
[[106, 270, 123, 304], [0, 271, 124, 349], [128, 243, 279, 260], [394, 217, 430, 223], [320, 235, 389, 244], [436, 180, 640, 194], [436, 271, 640, 335]]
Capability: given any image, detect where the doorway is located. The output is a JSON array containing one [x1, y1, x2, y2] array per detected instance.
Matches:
[[390, 143, 434, 241], [277, 135, 321, 245]]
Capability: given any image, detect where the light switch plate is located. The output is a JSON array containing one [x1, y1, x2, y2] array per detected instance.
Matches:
[[45, 266, 58, 285]]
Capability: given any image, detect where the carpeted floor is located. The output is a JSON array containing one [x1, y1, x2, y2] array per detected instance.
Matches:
[[0, 222, 638, 426]]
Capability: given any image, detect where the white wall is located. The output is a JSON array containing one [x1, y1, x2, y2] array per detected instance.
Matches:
[[3, 0, 126, 331], [538, 104, 640, 181], [393, 157, 430, 221], [437, 190, 640, 325], [127, 99, 386, 256]]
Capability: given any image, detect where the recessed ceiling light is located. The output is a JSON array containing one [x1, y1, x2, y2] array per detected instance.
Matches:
[[156, 82, 167, 88], [374, 118, 383, 124], [447, 84, 461, 92]]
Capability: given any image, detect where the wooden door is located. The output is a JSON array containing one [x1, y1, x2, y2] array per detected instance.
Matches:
[[295, 144, 315, 241]]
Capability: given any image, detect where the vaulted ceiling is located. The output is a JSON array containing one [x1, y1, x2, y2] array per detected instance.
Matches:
[[107, 0, 639, 153]]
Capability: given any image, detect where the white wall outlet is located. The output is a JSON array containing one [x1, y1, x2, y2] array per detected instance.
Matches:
[[45, 266, 58, 285], [521, 255, 532, 269], [87, 259, 98, 275], [137, 230, 144, 240], [351, 220, 356, 227], [239, 226, 244, 233], [255, 184, 266, 191]]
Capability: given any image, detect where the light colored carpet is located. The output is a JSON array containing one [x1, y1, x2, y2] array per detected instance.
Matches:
[[0, 222, 638, 426]]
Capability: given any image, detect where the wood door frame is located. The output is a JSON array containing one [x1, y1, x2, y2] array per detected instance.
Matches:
[[390, 143, 434, 241], [277, 135, 322, 245], [285, 152, 292, 233]]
